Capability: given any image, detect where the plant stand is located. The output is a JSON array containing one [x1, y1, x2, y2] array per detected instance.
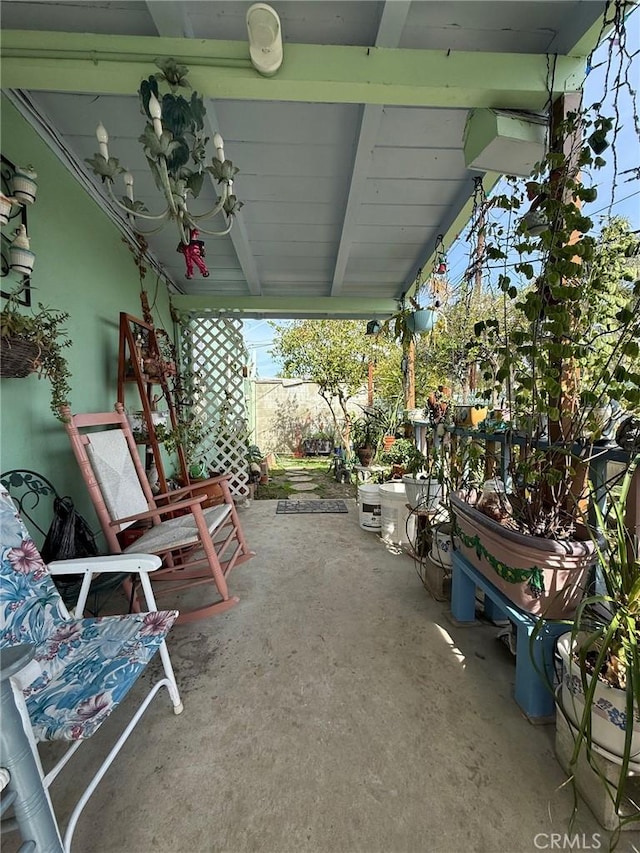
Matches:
[[450, 550, 567, 722], [555, 713, 640, 831], [352, 464, 386, 483], [117, 313, 187, 494]]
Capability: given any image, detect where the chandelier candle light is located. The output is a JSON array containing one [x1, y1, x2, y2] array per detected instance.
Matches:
[[86, 58, 242, 272]]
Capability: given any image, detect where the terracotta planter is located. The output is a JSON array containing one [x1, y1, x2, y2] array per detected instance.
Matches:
[[382, 435, 396, 452], [557, 633, 640, 771], [183, 477, 225, 508], [450, 492, 596, 618]]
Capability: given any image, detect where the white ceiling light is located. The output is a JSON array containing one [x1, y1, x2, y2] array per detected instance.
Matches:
[[246, 3, 283, 77]]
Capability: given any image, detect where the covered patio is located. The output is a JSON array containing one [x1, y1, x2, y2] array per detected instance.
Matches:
[[1, 2, 638, 851], [43, 501, 604, 853]]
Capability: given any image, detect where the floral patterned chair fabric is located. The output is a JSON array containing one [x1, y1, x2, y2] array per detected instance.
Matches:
[[0, 486, 183, 851]]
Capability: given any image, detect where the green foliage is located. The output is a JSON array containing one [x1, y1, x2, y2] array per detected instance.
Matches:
[[0, 292, 73, 420], [463, 101, 640, 538], [350, 417, 373, 448], [271, 320, 368, 396], [270, 319, 372, 451], [552, 455, 640, 820], [378, 438, 416, 466]]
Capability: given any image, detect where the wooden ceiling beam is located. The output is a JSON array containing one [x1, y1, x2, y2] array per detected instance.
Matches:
[[1, 30, 584, 110]]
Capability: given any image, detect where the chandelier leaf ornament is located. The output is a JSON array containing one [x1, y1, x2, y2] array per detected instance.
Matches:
[[85, 58, 242, 263]]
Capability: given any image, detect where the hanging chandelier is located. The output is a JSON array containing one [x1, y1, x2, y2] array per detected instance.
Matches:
[[85, 58, 242, 251]]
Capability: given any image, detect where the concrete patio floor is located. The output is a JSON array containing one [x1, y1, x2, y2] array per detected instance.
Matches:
[[39, 500, 639, 852]]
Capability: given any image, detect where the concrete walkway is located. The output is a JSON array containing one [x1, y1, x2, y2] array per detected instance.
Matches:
[[42, 501, 635, 853]]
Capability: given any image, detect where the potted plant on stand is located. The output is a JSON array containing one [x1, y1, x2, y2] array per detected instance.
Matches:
[[379, 437, 416, 479], [401, 439, 444, 512], [351, 416, 376, 467], [553, 454, 640, 833]]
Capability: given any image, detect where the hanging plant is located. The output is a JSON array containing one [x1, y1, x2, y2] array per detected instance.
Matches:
[[1, 289, 73, 419]]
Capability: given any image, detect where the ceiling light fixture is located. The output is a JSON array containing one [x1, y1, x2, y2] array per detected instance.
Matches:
[[247, 3, 283, 77], [85, 58, 241, 266]]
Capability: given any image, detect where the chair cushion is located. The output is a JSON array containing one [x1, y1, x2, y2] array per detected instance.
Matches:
[[123, 504, 231, 553], [22, 610, 178, 742]]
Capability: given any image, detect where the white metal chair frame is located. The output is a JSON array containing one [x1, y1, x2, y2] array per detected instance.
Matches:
[[0, 508, 183, 853]]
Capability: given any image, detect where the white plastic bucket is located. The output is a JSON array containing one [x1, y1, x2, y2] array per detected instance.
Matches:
[[358, 483, 381, 531], [379, 482, 412, 546]]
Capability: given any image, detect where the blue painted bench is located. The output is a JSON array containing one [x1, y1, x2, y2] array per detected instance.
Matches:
[[451, 550, 568, 722]]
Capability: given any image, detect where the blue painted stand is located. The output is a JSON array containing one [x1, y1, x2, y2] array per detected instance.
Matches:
[[451, 551, 569, 722]]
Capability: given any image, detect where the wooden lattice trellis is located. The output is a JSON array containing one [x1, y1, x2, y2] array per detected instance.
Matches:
[[180, 316, 250, 498]]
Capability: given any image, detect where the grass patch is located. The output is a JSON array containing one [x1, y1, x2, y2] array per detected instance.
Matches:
[[255, 479, 295, 500], [269, 455, 332, 473], [254, 454, 356, 501]]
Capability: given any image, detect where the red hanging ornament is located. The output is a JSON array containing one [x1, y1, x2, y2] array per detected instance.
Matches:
[[177, 228, 210, 279]]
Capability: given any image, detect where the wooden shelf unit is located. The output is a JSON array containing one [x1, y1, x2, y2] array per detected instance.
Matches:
[[116, 312, 188, 494]]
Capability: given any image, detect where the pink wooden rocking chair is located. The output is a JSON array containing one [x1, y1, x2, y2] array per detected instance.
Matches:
[[61, 404, 255, 623]]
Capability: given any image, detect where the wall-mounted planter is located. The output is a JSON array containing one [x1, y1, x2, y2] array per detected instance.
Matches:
[[9, 245, 35, 276], [0, 193, 14, 226], [0, 334, 40, 379], [11, 168, 38, 205]]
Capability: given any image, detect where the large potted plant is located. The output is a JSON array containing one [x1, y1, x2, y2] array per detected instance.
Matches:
[[0, 291, 72, 420], [451, 102, 640, 619], [350, 417, 376, 467], [401, 441, 444, 511], [553, 454, 639, 829]]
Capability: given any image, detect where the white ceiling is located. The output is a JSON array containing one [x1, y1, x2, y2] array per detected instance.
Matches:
[[0, 1, 604, 317]]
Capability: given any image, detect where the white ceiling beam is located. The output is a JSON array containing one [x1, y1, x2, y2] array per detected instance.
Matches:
[[330, 1, 411, 297], [145, 0, 262, 297]]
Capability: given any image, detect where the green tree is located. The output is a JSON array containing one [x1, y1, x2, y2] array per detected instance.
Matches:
[[270, 319, 372, 449]]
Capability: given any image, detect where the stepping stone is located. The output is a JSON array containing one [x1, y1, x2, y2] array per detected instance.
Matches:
[[290, 482, 317, 491], [287, 475, 314, 483]]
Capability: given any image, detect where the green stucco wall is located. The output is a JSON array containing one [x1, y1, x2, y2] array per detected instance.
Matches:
[[0, 95, 174, 533]]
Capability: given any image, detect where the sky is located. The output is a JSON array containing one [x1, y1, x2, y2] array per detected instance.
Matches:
[[244, 15, 639, 378]]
